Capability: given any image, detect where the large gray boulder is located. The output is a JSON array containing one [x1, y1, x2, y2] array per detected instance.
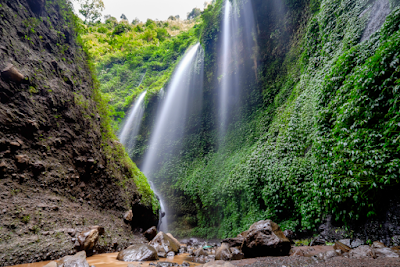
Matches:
[[215, 243, 231, 260], [117, 244, 159, 261], [57, 251, 89, 267], [149, 231, 180, 254], [241, 220, 291, 257]]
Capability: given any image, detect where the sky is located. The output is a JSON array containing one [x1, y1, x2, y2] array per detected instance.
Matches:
[[72, 0, 208, 22]]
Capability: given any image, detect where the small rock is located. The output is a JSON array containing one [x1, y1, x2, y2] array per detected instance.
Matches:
[[144, 226, 157, 241], [313, 250, 339, 261], [334, 241, 351, 253], [283, 229, 296, 240], [77, 228, 99, 251], [117, 244, 159, 261], [90, 225, 105, 235], [338, 239, 351, 247], [166, 251, 175, 257], [215, 243, 231, 260], [124, 210, 133, 222], [348, 245, 376, 259], [230, 247, 244, 260], [202, 260, 235, 267], [58, 251, 89, 267], [290, 246, 334, 257], [194, 247, 208, 257], [372, 241, 386, 248], [9, 142, 20, 147], [374, 247, 399, 258], [15, 154, 29, 164], [1, 64, 25, 83], [350, 239, 365, 248]]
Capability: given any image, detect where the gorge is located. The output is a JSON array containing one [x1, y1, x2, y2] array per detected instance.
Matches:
[[1, 0, 400, 265]]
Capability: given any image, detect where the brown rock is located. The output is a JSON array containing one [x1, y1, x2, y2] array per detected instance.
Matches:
[[241, 219, 291, 257], [334, 241, 351, 253], [124, 210, 133, 222], [230, 247, 244, 260], [144, 226, 157, 241], [9, 142, 20, 147], [149, 231, 180, 253], [1, 64, 25, 83], [194, 248, 208, 257], [221, 237, 244, 247], [372, 241, 386, 248], [58, 251, 89, 267], [215, 243, 231, 260], [77, 228, 99, 251], [167, 233, 182, 247], [117, 244, 159, 261], [15, 154, 29, 164], [90, 225, 104, 235]]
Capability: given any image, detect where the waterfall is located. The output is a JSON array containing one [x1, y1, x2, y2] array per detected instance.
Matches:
[[118, 91, 147, 151], [141, 43, 204, 232], [360, 0, 390, 42], [217, 0, 258, 141]]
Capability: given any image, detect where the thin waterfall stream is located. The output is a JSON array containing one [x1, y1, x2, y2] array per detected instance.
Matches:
[[141, 43, 204, 232]]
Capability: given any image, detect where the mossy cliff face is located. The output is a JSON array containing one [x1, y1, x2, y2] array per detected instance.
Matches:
[[0, 0, 158, 264], [127, 0, 400, 240]]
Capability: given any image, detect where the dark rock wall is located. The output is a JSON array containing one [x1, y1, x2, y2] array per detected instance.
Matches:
[[0, 0, 156, 264]]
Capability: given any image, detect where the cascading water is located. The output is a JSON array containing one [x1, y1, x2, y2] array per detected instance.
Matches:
[[141, 43, 204, 232], [217, 0, 258, 141], [118, 91, 147, 151]]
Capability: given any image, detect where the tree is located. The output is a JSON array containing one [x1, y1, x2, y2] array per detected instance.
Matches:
[[132, 17, 140, 25], [78, 0, 105, 24], [120, 14, 128, 21], [187, 8, 201, 20]]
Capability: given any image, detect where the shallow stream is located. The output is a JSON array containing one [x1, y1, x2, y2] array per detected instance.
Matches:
[[10, 253, 202, 267]]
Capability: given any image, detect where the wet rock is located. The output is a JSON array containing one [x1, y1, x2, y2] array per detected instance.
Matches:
[[374, 247, 399, 258], [77, 228, 99, 251], [124, 210, 133, 222], [149, 232, 180, 254], [221, 237, 244, 248], [230, 247, 244, 260], [215, 243, 231, 260], [156, 247, 167, 258], [117, 244, 159, 261], [43, 261, 57, 267], [166, 251, 175, 257], [348, 245, 376, 259], [179, 245, 187, 254], [290, 245, 334, 257], [202, 261, 235, 267], [194, 248, 208, 257], [241, 219, 291, 257], [58, 251, 89, 267], [1, 64, 25, 83], [372, 241, 386, 248], [334, 241, 351, 253], [27, 0, 45, 14], [144, 226, 157, 241]]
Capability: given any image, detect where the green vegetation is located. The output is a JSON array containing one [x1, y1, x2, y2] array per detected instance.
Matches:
[[81, 16, 200, 128]]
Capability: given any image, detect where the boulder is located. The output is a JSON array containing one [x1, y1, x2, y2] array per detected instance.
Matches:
[[230, 247, 244, 260], [350, 239, 364, 248], [348, 245, 376, 259], [241, 220, 291, 257], [374, 247, 399, 258], [166, 233, 182, 247], [149, 231, 180, 254], [194, 248, 208, 257], [117, 244, 159, 261], [77, 228, 99, 251], [215, 243, 231, 260], [313, 250, 339, 260], [58, 251, 89, 267], [221, 237, 244, 248], [1, 64, 24, 83], [202, 261, 235, 267], [283, 229, 296, 241], [156, 247, 167, 258], [124, 210, 133, 222], [372, 241, 386, 248], [144, 226, 157, 241], [338, 239, 351, 248]]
